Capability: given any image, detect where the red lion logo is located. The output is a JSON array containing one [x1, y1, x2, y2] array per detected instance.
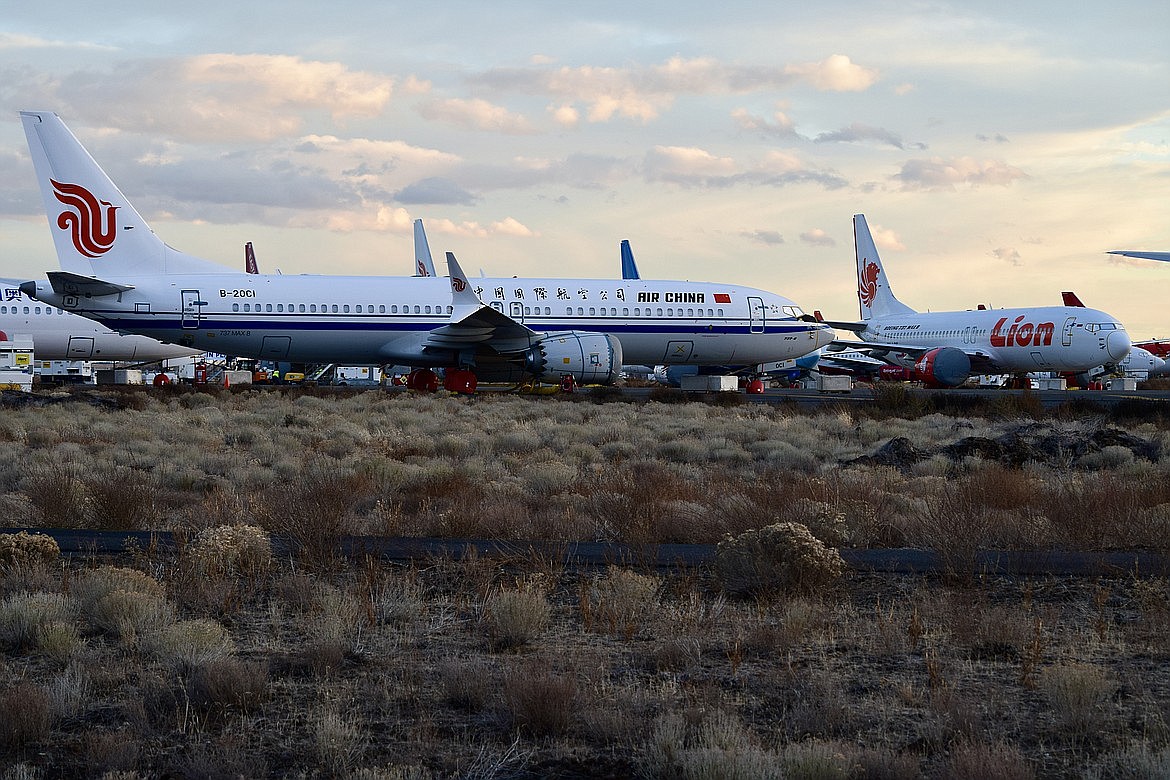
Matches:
[[858, 260, 881, 308], [451, 277, 467, 293], [51, 180, 119, 258]]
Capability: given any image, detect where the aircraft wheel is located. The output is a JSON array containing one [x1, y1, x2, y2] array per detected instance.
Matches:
[[444, 369, 477, 394]]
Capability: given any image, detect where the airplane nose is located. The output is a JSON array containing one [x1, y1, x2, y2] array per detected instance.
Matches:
[[813, 324, 835, 349], [1106, 327, 1131, 362]]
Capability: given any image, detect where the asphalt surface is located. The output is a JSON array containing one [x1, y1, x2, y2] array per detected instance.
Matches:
[[7, 529, 1169, 577]]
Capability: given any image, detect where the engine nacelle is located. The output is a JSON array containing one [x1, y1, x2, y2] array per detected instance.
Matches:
[[877, 364, 913, 382], [912, 347, 971, 388], [524, 331, 623, 384]]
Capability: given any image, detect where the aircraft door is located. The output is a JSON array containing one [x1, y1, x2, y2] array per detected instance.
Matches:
[[261, 336, 291, 358], [509, 302, 524, 323], [67, 337, 94, 358], [181, 290, 203, 329], [1062, 317, 1076, 347], [664, 341, 694, 362], [1030, 351, 1049, 368], [748, 297, 765, 333]]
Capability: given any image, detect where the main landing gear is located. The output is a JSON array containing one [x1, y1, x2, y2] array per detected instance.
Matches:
[[403, 368, 477, 395]]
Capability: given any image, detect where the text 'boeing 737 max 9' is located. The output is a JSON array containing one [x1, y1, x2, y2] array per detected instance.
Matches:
[[17, 111, 833, 392], [824, 215, 1131, 387]]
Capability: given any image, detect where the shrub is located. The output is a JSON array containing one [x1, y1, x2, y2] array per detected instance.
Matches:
[[716, 522, 845, 597], [584, 568, 659, 637], [0, 681, 53, 747], [0, 532, 59, 569], [73, 566, 172, 641], [1041, 662, 1114, 737], [642, 710, 780, 780], [946, 740, 1034, 780], [185, 524, 272, 579], [187, 657, 269, 712], [502, 660, 577, 737], [146, 618, 234, 668], [315, 707, 366, 775], [482, 588, 550, 650], [0, 591, 72, 653]]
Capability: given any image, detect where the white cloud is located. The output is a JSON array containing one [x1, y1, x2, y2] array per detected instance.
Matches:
[[895, 156, 1027, 190], [417, 98, 536, 134], [43, 54, 396, 142], [786, 54, 877, 92], [800, 228, 835, 247], [870, 225, 906, 252]]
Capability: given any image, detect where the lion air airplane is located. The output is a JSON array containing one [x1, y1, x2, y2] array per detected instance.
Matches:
[[17, 111, 832, 391], [823, 214, 1131, 387]]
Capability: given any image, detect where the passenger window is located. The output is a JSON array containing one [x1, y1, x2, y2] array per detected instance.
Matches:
[[310, 304, 317, 313], [379, 305, 386, 313], [343, 305, 350, 313], [414, 306, 421, 314], [299, 304, 306, 313], [266, 304, 273, 312], [232, 303, 239, 312]]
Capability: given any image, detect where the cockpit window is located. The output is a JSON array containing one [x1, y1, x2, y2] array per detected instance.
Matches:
[[781, 305, 805, 319]]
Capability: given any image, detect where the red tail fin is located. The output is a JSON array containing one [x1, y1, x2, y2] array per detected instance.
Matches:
[[245, 242, 258, 274], [1061, 291, 1085, 307]]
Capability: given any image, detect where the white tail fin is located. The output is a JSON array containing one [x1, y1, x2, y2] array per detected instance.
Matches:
[[20, 111, 225, 277], [413, 219, 437, 277], [854, 214, 914, 319]]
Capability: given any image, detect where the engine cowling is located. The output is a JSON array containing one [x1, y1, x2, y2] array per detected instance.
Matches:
[[912, 347, 971, 388], [524, 331, 623, 384]]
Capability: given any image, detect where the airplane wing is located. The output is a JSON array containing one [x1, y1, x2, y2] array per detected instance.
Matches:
[[45, 271, 134, 297], [422, 252, 535, 354], [827, 338, 1000, 373], [1108, 250, 1170, 262]]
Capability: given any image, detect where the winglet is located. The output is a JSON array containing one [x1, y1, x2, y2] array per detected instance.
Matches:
[[445, 251, 487, 316], [620, 239, 641, 280], [414, 219, 437, 277]]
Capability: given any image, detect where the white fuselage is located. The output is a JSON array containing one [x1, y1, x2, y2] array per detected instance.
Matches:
[[861, 305, 1131, 373], [0, 281, 201, 362], [24, 273, 833, 367]]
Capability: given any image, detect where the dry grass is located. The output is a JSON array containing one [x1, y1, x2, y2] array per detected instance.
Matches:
[[0, 389, 1167, 775]]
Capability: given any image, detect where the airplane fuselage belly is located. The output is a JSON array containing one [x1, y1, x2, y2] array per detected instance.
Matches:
[[32, 273, 830, 367], [863, 306, 1129, 373]]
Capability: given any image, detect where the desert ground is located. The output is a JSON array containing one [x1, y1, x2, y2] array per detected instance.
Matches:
[[1, 385, 1169, 778]]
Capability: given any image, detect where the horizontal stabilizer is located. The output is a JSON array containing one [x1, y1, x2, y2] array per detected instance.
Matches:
[[46, 271, 134, 297]]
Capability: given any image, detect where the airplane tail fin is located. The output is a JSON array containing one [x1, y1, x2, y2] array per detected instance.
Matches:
[[20, 111, 224, 277], [1062, 291, 1085, 307], [854, 214, 914, 319], [414, 219, 437, 277], [245, 242, 259, 274], [620, 239, 641, 280]]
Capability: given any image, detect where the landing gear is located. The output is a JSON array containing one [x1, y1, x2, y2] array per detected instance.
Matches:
[[443, 369, 477, 395], [405, 368, 440, 392]]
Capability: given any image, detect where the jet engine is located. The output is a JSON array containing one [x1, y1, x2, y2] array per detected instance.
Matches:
[[523, 331, 623, 384], [912, 347, 971, 388]]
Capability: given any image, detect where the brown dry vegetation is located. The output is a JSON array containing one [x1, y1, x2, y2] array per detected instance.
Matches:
[[0, 386, 1168, 777]]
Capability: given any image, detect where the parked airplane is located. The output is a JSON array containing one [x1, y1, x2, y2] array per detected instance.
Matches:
[[0, 278, 201, 361], [822, 215, 1131, 387], [1060, 292, 1167, 381], [18, 111, 833, 391]]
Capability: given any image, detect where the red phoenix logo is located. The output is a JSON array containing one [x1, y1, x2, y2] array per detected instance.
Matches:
[[858, 260, 881, 307], [51, 179, 119, 258], [451, 277, 467, 293]]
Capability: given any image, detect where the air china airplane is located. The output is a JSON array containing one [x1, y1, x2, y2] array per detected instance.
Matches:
[[0, 278, 201, 361], [17, 111, 832, 391], [823, 214, 1132, 387]]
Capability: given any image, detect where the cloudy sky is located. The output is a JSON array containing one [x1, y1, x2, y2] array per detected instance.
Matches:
[[1, 1, 1167, 336]]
